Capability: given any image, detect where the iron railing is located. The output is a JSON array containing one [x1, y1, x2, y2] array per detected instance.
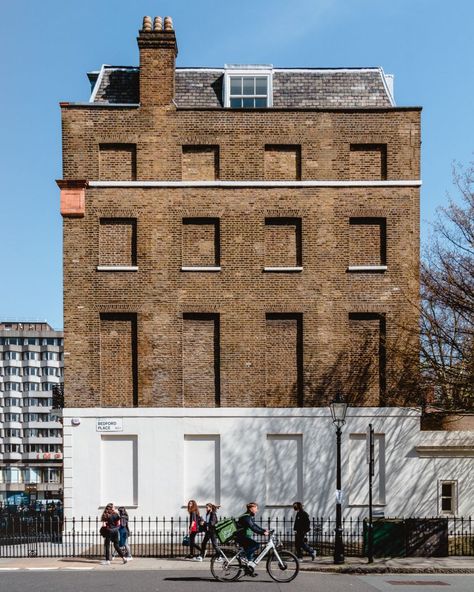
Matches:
[[0, 514, 472, 559]]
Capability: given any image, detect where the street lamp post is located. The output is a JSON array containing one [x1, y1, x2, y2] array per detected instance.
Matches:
[[330, 394, 348, 564]]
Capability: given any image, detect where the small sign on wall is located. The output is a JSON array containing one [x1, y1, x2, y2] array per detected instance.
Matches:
[[96, 418, 123, 432]]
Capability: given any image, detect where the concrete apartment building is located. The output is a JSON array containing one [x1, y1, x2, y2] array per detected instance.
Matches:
[[58, 16, 473, 519], [0, 321, 63, 505]]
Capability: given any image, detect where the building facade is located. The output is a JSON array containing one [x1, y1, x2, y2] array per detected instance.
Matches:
[[59, 16, 473, 519], [0, 321, 63, 505]]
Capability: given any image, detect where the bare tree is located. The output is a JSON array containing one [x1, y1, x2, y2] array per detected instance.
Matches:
[[420, 160, 474, 411]]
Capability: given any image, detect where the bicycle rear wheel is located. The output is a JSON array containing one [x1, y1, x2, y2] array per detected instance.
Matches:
[[266, 550, 299, 582], [210, 554, 243, 581]]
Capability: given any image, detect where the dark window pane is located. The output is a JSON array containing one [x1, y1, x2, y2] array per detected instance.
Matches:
[[441, 497, 452, 511], [230, 98, 242, 108], [243, 77, 255, 95], [255, 98, 267, 108], [255, 77, 267, 94], [242, 98, 254, 108], [441, 483, 452, 496], [230, 77, 241, 94]]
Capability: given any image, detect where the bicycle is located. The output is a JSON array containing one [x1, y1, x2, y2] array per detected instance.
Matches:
[[210, 530, 299, 583]]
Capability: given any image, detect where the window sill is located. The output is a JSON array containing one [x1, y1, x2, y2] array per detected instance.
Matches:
[[264, 266, 303, 273], [347, 265, 387, 273], [181, 266, 221, 272], [96, 266, 138, 272]]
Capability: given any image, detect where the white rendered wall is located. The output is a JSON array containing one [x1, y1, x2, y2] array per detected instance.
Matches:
[[62, 407, 474, 521]]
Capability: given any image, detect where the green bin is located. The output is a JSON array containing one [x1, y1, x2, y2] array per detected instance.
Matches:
[[364, 519, 406, 558]]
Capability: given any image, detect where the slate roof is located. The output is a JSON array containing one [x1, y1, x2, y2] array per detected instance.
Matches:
[[89, 66, 394, 108]]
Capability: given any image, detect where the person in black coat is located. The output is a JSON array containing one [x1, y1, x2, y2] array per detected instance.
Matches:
[[100, 503, 127, 565], [199, 503, 220, 558], [293, 502, 316, 560]]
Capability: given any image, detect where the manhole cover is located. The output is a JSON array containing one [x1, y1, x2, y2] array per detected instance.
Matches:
[[386, 581, 449, 586]]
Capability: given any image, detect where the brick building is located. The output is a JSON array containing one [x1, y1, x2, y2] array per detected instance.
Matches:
[[59, 17, 473, 519]]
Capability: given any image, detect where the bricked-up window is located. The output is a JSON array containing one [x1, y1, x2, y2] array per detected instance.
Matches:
[[182, 218, 220, 268], [99, 144, 137, 181], [349, 218, 386, 268], [265, 314, 303, 407], [349, 313, 386, 405], [349, 144, 387, 180], [99, 313, 138, 407], [264, 145, 301, 180], [265, 218, 302, 268], [99, 219, 137, 267], [182, 314, 220, 407], [182, 146, 219, 181]]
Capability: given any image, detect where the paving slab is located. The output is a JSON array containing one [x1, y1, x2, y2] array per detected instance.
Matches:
[[0, 555, 473, 573]]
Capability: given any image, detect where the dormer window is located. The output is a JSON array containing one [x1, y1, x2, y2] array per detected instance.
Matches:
[[224, 66, 273, 108]]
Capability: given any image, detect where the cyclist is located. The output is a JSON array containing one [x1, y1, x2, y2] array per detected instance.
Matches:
[[235, 502, 269, 574]]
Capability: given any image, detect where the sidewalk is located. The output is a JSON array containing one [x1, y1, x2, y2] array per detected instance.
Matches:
[[1, 556, 474, 573]]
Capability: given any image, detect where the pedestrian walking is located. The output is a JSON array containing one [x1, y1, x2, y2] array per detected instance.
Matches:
[[186, 499, 203, 559], [199, 503, 220, 560], [292, 502, 315, 560], [118, 506, 133, 560], [100, 502, 128, 565]]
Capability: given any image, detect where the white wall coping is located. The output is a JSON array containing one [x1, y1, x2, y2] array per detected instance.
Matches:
[[181, 266, 221, 272], [416, 446, 474, 457], [347, 265, 388, 272], [96, 266, 138, 272], [62, 407, 421, 419], [89, 180, 422, 188], [264, 266, 303, 272]]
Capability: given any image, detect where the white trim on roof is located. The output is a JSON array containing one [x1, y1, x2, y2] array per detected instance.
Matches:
[[89, 64, 107, 103], [175, 67, 384, 73], [89, 180, 422, 188], [379, 67, 395, 107]]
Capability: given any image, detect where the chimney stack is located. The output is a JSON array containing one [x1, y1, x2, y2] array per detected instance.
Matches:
[[137, 15, 178, 107]]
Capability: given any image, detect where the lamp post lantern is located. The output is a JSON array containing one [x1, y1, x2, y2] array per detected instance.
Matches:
[[330, 394, 348, 564]]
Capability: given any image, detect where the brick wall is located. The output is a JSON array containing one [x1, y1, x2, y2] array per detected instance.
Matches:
[[349, 218, 386, 267], [99, 144, 136, 181], [99, 218, 137, 266], [182, 218, 219, 267], [349, 144, 387, 180], [182, 314, 219, 406], [264, 218, 301, 267], [99, 314, 137, 407], [60, 63, 420, 409], [182, 146, 219, 180], [265, 314, 302, 406], [264, 145, 301, 180]]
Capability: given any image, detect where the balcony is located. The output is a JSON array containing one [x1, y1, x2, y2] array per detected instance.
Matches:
[[22, 420, 61, 429], [2, 436, 22, 445], [23, 437, 62, 445], [3, 452, 22, 461], [22, 452, 63, 461], [3, 420, 22, 429]]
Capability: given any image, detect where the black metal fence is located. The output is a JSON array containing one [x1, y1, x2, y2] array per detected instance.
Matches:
[[0, 515, 472, 559]]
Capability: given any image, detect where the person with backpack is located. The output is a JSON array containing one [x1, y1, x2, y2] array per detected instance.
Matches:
[[118, 506, 132, 560], [292, 501, 316, 560], [100, 502, 128, 565], [186, 499, 203, 560], [235, 502, 269, 575], [198, 502, 220, 560]]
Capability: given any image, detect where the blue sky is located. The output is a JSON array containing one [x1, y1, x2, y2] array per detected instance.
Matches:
[[1, 0, 473, 330]]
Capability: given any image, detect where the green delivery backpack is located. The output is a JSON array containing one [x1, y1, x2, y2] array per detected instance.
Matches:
[[215, 517, 239, 544]]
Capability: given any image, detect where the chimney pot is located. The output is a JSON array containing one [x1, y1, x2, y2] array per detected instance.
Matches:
[[153, 16, 163, 31], [142, 16, 152, 32], [164, 16, 173, 31]]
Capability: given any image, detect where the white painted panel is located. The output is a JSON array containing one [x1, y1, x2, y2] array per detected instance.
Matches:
[[101, 435, 137, 506], [348, 433, 385, 506], [184, 435, 220, 505], [266, 435, 302, 506]]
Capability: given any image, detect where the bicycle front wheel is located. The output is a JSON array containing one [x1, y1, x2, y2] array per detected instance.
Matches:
[[210, 554, 243, 581], [266, 550, 299, 582]]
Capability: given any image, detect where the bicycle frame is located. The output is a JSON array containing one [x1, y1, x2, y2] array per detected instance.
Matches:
[[218, 535, 285, 568]]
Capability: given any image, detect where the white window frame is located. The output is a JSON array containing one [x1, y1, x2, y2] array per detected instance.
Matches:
[[224, 65, 273, 108], [439, 480, 458, 515]]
